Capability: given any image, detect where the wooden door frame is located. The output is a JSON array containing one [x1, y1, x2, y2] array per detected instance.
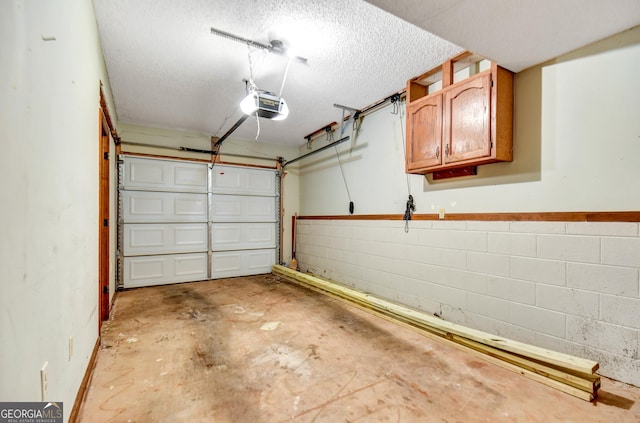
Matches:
[[98, 109, 110, 329]]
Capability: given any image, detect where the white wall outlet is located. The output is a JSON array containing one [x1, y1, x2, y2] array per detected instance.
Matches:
[[40, 361, 49, 401], [438, 208, 446, 219], [69, 336, 73, 361]]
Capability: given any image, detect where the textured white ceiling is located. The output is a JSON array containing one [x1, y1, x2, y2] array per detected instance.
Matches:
[[367, 0, 640, 73], [93, 0, 640, 147]]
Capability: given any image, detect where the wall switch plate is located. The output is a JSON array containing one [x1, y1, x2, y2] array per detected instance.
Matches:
[[40, 361, 49, 401], [438, 208, 446, 219]]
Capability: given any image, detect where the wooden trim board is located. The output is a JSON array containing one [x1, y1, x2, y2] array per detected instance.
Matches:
[[297, 211, 640, 222], [278, 274, 595, 402], [272, 265, 600, 401], [69, 337, 101, 423]]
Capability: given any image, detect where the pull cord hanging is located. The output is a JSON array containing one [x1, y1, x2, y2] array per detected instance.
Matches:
[[397, 98, 414, 232], [334, 144, 354, 214], [278, 58, 292, 98], [333, 104, 359, 214], [246, 44, 262, 141]]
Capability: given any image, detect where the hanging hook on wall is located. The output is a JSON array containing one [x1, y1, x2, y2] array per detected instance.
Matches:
[[352, 111, 361, 131], [325, 126, 334, 142], [390, 93, 402, 115]]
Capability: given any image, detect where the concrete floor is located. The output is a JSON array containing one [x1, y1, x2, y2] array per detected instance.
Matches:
[[78, 274, 640, 422]]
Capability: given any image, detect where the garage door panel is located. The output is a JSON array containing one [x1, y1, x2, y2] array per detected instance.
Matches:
[[210, 195, 275, 222], [246, 171, 276, 195], [130, 162, 165, 185], [124, 157, 208, 192], [211, 169, 242, 192], [127, 195, 166, 217], [126, 225, 165, 251], [128, 256, 165, 280], [247, 249, 276, 271], [211, 249, 275, 278], [123, 191, 207, 222], [174, 225, 208, 248], [210, 252, 241, 274], [209, 195, 242, 219], [173, 165, 208, 190], [123, 223, 208, 255], [174, 196, 208, 218], [211, 166, 276, 195], [123, 253, 208, 288], [211, 223, 276, 251], [174, 254, 208, 277], [247, 197, 276, 220]]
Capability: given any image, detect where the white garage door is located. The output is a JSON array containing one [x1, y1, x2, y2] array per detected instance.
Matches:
[[210, 165, 278, 278], [118, 157, 278, 288], [119, 157, 209, 288]]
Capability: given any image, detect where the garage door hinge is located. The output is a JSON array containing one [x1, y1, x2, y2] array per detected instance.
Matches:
[[103, 152, 109, 160], [103, 218, 109, 227]]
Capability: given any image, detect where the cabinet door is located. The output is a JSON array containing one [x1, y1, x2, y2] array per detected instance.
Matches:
[[443, 73, 491, 164], [406, 94, 442, 171]]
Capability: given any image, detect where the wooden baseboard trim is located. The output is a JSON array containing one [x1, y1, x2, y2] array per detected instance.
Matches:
[[298, 211, 640, 222], [68, 336, 101, 423]]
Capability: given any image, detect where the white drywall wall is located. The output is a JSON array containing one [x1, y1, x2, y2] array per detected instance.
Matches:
[[299, 26, 640, 215], [0, 1, 116, 420]]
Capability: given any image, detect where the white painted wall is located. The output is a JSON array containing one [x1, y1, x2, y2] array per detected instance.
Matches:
[[295, 27, 640, 386], [0, 1, 116, 420], [300, 26, 640, 215]]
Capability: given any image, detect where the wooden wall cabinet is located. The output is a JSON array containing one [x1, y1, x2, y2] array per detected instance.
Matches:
[[406, 52, 513, 175]]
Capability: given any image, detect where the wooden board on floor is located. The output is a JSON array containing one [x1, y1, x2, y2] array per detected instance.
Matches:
[[272, 265, 600, 401]]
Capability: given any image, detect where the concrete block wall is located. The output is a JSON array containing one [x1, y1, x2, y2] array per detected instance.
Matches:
[[295, 219, 640, 386]]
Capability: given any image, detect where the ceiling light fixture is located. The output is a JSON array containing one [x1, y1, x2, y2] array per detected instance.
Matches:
[[240, 80, 289, 121]]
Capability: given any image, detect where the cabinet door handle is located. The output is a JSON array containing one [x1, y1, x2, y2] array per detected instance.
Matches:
[[435, 146, 440, 159], [445, 144, 450, 156]]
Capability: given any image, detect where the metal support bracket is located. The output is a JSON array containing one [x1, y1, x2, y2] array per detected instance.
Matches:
[[333, 103, 360, 137]]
